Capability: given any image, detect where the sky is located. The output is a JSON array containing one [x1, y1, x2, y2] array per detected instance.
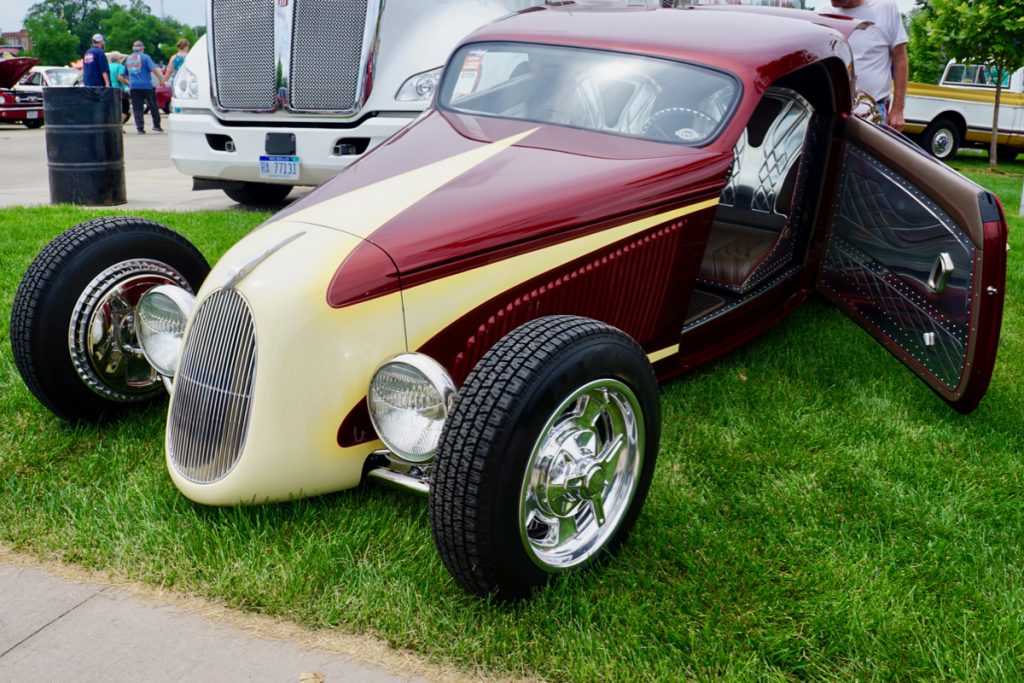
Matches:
[[1, 0, 918, 34], [0, 0, 207, 33]]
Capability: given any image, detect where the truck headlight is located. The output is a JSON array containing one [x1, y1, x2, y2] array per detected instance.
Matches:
[[173, 66, 199, 100], [396, 67, 442, 103], [368, 353, 456, 463], [136, 285, 195, 377]]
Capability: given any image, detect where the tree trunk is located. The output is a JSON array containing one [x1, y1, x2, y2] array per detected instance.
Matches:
[[990, 65, 1004, 168]]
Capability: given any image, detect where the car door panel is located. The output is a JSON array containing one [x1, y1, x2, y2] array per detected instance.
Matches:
[[818, 116, 1006, 413]]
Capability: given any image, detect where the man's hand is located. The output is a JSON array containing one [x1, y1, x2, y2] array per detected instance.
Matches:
[[887, 107, 905, 132]]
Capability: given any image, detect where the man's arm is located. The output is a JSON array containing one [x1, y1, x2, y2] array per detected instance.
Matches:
[[151, 66, 167, 85], [888, 43, 908, 131]]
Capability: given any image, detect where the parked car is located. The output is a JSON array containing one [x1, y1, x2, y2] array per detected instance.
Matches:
[[0, 56, 44, 128], [15, 65, 82, 96], [10, 3, 1008, 599], [905, 61, 1024, 161]]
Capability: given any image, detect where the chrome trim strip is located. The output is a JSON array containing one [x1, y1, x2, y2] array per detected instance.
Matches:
[[223, 231, 305, 290], [366, 466, 430, 496]]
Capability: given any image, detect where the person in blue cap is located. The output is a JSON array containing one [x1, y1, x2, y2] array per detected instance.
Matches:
[[82, 34, 110, 87], [125, 40, 167, 133]]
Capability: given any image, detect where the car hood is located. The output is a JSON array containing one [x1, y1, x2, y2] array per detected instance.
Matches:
[[277, 111, 731, 285], [0, 57, 39, 89]]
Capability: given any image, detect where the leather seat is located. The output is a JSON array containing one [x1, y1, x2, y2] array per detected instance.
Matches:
[[698, 87, 813, 294]]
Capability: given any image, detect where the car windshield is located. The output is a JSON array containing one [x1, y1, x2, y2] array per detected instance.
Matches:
[[438, 42, 739, 146], [45, 68, 79, 86]]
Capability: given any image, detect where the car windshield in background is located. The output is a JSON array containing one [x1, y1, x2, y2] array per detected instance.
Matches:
[[46, 69, 79, 86], [439, 42, 739, 146]]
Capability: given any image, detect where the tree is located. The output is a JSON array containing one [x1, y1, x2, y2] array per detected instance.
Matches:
[[906, 5, 945, 85], [26, 1, 105, 54], [924, 0, 1024, 167], [24, 12, 80, 66]]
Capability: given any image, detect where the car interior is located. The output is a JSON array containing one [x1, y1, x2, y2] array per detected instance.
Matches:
[[683, 80, 832, 330]]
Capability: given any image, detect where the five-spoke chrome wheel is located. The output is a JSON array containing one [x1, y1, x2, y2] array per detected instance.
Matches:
[[520, 379, 643, 570], [430, 315, 660, 600]]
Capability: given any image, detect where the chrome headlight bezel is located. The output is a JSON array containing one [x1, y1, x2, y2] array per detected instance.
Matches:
[[136, 284, 195, 379], [367, 353, 456, 463], [173, 66, 199, 101], [395, 67, 443, 103]]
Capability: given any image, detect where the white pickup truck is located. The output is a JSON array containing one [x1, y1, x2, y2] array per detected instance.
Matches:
[[168, 0, 543, 206], [904, 61, 1024, 161]]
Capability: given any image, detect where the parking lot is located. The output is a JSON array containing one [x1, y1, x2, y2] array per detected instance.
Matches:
[[0, 121, 308, 211]]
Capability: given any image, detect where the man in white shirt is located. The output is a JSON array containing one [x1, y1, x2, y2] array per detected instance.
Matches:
[[817, 0, 909, 131]]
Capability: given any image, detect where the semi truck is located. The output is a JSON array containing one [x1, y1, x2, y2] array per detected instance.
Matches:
[[168, 0, 542, 205]]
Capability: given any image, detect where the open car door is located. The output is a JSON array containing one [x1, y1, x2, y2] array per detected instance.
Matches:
[[818, 116, 1007, 414]]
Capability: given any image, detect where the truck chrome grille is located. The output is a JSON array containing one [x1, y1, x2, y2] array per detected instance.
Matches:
[[289, 0, 372, 112], [168, 289, 257, 484], [211, 0, 277, 111]]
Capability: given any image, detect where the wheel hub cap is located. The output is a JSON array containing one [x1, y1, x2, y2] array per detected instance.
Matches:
[[520, 379, 644, 571], [69, 259, 190, 401]]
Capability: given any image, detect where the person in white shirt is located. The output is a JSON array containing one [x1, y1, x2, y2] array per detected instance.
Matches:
[[817, 0, 909, 131]]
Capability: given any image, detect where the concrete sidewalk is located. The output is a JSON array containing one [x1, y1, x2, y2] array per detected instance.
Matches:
[[0, 561, 440, 682], [0, 122, 310, 211]]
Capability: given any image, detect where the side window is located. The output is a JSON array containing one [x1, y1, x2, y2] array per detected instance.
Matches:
[[942, 64, 965, 85]]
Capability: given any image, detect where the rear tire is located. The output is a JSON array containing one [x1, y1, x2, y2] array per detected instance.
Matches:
[[922, 117, 960, 161], [223, 182, 292, 206], [429, 316, 660, 600], [997, 145, 1019, 163], [9, 217, 209, 422]]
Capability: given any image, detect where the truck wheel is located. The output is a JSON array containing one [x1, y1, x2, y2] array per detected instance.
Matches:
[[223, 182, 292, 206], [997, 145, 1019, 163], [9, 217, 209, 422], [922, 118, 960, 160], [429, 316, 660, 600], [23, 118, 43, 129]]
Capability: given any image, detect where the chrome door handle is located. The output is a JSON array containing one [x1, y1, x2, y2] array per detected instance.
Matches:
[[927, 252, 954, 294]]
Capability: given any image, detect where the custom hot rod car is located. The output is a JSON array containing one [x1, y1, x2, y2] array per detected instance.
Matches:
[[10, 2, 1008, 599]]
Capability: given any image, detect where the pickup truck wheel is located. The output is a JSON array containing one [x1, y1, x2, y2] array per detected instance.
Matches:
[[223, 182, 292, 206], [922, 118, 960, 160], [23, 118, 44, 129], [9, 217, 209, 422], [429, 316, 660, 600], [997, 145, 1019, 163]]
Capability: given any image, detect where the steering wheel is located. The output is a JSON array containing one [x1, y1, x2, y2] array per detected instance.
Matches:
[[640, 106, 717, 144]]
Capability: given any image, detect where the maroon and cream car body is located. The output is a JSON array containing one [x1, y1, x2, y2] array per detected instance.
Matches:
[[0, 57, 44, 127], [11, 3, 1007, 598]]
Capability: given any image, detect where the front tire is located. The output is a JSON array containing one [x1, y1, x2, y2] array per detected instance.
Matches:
[[9, 217, 209, 422], [922, 117, 960, 161], [223, 182, 292, 206], [23, 118, 43, 129], [429, 316, 660, 600]]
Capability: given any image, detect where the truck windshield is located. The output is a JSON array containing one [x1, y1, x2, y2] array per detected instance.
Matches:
[[438, 42, 739, 146]]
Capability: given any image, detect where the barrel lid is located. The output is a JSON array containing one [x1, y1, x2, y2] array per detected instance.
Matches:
[[0, 57, 39, 89]]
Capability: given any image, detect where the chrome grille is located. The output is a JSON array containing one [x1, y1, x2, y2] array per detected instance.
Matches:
[[289, 0, 371, 112], [168, 289, 257, 484], [211, 0, 277, 111]]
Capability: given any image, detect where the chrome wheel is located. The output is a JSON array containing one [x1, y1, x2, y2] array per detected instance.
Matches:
[[69, 259, 191, 401], [519, 378, 644, 571], [931, 128, 954, 158]]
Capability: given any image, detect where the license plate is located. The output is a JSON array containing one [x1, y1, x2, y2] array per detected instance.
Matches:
[[259, 155, 300, 181], [26, 110, 38, 119]]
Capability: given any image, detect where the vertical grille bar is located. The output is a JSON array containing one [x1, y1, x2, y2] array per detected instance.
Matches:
[[168, 289, 257, 484], [211, 0, 277, 111], [289, 0, 373, 112]]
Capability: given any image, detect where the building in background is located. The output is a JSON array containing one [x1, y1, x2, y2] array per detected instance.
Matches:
[[1, 31, 31, 53]]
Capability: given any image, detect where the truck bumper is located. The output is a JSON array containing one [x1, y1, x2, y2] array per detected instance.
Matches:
[[168, 110, 418, 187]]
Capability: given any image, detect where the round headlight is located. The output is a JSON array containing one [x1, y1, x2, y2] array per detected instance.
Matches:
[[368, 353, 456, 463], [136, 285, 195, 377]]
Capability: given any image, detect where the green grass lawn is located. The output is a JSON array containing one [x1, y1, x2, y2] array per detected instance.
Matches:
[[1, 155, 1023, 681]]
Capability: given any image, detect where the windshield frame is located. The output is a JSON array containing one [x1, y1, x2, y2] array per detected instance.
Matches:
[[437, 40, 743, 149]]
